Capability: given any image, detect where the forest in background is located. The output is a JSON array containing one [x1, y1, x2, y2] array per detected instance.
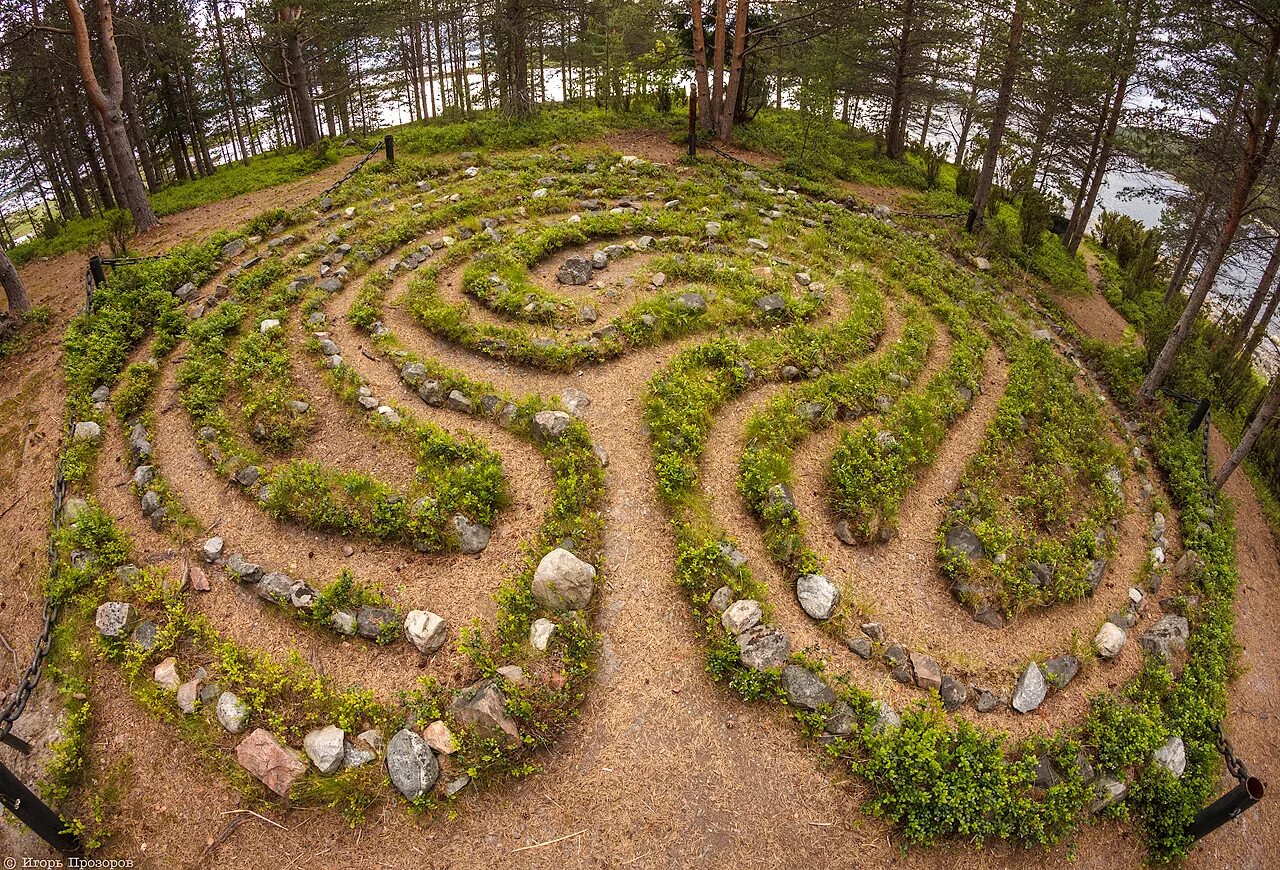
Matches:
[[4, 0, 1280, 506]]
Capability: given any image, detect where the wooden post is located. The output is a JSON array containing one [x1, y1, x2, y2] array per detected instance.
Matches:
[[384, 134, 395, 164], [688, 84, 698, 158]]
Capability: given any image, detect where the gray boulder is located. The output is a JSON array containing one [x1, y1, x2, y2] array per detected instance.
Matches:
[[94, 602, 135, 638], [737, 625, 791, 670], [939, 676, 968, 711], [870, 700, 901, 735], [781, 665, 835, 710], [216, 692, 249, 734], [796, 573, 840, 620], [675, 292, 707, 313], [721, 599, 762, 634], [1043, 654, 1080, 688], [256, 572, 295, 605], [755, 293, 786, 313], [453, 515, 490, 554], [1152, 735, 1186, 777], [531, 548, 596, 611], [357, 605, 399, 640], [448, 680, 521, 744], [1140, 614, 1190, 661], [1090, 775, 1127, 813], [73, 421, 103, 442], [531, 410, 574, 443], [386, 728, 440, 799], [944, 522, 985, 560], [557, 256, 593, 285], [1012, 662, 1048, 713]]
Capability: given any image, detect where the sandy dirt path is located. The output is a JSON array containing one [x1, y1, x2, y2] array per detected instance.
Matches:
[[2, 139, 1274, 869]]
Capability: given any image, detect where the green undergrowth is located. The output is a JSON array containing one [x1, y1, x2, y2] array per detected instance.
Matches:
[[826, 257, 1000, 542], [176, 203, 508, 552], [643, 161, 1241, 859], [737, 297, 935, 589], [940, 339, 1126, 617], [50, 287, 605, 819]]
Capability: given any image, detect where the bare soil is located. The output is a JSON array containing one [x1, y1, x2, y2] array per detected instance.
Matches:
[[1, 136, 1274, 870]]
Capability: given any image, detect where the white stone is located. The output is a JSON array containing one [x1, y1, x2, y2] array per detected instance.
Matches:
[[1094, 622, 1127, 659], [795, 574, 840, 620], [303, 725, 345, 774], [721, 599, 763, 635], [259, 319, 280, 333], [405, 610, 447, 654], [73, 421, 102, 442], [216, 692, 249, 733], [203, 536, 224, 562], [530, 617, 556, 651], [1011, 662, 1048, 713], [1153, 735, 1186, 777], [531, 548, 596, 611]]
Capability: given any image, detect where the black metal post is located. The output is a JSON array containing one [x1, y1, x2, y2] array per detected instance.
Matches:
[[1188, 397, 1210, 433], [688, 84, 697, 158], [1187, 776, 1265, 842], [0, 731, 31, 753], [88, 255, 105, 287], [0, 760, 84, 857], [384, 134, 394, 164]]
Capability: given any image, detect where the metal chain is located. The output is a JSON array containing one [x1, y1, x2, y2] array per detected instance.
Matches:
[[1214, 722, 1250, 783], [99, 254, 171, 266], [309, 140, 385, 213], [0, 420, 72, 745]]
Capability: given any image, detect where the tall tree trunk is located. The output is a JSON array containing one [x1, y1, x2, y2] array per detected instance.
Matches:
[[1229, 234, 1280, 353], [122, 73, 160, 190], [1142, 30, 1280, 401], [716, 0, 749, 140], [278, 5, 320, 147], [211, 0, 250, 164], [967, 0, 1025, 234], [1165, 191, 1215, 302], [1166, 86, 1245, 302], [885, 0, 917, 160], [1242, 284, 1280, 364], [690, 0, 713, 127], [64, 0, 158, 232], [1214, 374, 1280, 490], [710, 0, 728, 130], [89, 107, 127, 208], [1, 248, 30, 316], [954, 26, 989, 168], [1065, 0, 1144, 254]]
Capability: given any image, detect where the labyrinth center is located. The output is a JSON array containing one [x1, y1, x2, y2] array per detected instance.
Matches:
[[61, 144, 1204, 842]]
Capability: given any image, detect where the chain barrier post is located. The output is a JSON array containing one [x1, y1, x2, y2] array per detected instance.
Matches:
[[384, 134, 394, 164], [0, 423, 77, 854], [0, 761, 83, 857], [1189, 724, 1265, 841], [88, 255, 105, 288]]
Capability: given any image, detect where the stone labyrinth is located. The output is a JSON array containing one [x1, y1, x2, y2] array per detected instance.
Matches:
[[62, 144, 1201, 840]]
